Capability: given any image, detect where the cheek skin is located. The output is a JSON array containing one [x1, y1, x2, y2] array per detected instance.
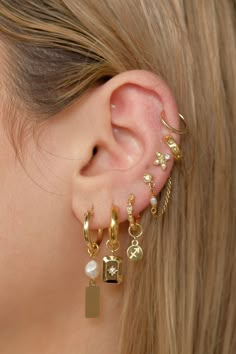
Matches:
[[0, 123, 86, 328]]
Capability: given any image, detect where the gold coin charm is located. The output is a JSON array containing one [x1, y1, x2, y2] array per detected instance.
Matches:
[[127, 240, 143, 261]]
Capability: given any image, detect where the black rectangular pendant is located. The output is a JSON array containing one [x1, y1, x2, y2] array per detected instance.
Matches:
[[85, 285, 100, 318]]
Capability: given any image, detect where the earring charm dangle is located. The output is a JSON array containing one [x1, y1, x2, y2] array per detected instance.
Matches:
[[143, 173, 172, 217], [160, 110, 187, 135], [102, 206, 123, 284], [143, 173, 158, 216], [83, 209, 103, 318], [126, 194, 143, 261]]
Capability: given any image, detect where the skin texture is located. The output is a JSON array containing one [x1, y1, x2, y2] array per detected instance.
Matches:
[[0, 69, 179, 354]]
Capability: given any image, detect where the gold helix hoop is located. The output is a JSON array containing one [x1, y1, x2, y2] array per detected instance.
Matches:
[[161, 110, 187, 135]]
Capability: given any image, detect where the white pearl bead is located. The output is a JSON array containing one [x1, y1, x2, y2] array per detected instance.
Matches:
[[150, 196, 157, 206], [85, 260, 100, 279]]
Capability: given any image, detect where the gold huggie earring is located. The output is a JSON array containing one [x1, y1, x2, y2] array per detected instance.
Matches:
[[144, 173, 172, 217], [160, 110, 187, 135], [126, 194, 143, 261], [163, 135, 182, 160], [83, 209, 103, 318], [102, 206, 123, 284]]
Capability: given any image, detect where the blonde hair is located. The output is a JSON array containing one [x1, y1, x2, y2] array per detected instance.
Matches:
[[0, 1, 235, 353]]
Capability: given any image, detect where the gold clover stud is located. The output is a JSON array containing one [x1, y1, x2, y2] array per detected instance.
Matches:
[[153, 152, 171, 170]]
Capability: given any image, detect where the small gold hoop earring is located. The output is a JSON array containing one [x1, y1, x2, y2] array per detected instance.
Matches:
[[163, 135, 182, 160], [107, 207, 120, 249], [83, 209, 103, 251], [161, 110, 187, 135]]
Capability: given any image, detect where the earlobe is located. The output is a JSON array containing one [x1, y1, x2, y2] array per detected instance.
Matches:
[[71, 70, 181, 228]]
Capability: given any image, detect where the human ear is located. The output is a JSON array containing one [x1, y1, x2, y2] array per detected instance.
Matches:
[[71, 70, 180, 228]]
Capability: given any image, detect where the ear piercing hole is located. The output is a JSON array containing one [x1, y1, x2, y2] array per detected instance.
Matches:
[[93, 146, 98, 156]]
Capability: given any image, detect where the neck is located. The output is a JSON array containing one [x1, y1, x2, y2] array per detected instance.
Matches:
[[0, 280, 123, 354]]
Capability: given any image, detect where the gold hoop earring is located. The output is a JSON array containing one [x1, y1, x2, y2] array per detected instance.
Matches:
[[161, 110, 187, 135], [163, 135, 182, 160], [83, 209, 103, 318], [102, 206, 123, 284]]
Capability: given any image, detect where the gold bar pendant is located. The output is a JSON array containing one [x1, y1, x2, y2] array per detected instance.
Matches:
[[85, 285, 100, 318]]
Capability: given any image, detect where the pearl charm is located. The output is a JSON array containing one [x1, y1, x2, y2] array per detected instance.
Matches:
[[85, 260, 100, 279], [150, 196, 157, 206]]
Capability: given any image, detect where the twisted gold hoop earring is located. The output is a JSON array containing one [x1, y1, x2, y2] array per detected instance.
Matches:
[[161, 110, 187, 135]]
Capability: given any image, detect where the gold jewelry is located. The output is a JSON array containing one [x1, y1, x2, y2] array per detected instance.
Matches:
[[83, 209, 104, 318], [143, 173, 172, 217], [153, 151, 171, 170], [163, 135, 182, 160], [102, 206, 123, 284], [161, 110, 187, 135], [126, 194, 143, 261], [143, 173, 158, 215]]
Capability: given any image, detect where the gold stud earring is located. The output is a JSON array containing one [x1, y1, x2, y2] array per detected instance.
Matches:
[[160, 110, 187, 135], [153, 151, 171, 170], [83, 208, 104, 318], [126, 194, 143, 262], [102, 206, 123, 284], [163, 135, 182, 160]]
